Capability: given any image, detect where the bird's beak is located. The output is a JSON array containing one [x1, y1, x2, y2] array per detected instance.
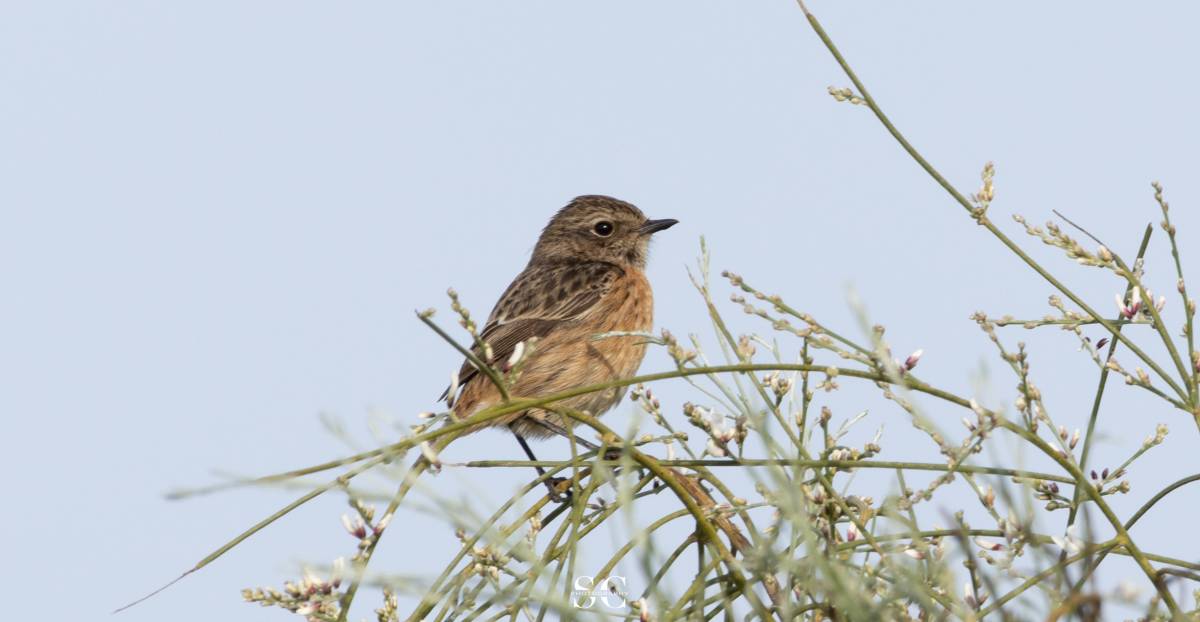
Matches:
[[639, 218, 679, 235]]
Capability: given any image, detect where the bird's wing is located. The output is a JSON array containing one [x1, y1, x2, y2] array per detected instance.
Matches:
[[440, 261, 624, 402]]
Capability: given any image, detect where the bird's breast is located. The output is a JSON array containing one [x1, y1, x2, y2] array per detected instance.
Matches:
[[579, 269, 653, 377]]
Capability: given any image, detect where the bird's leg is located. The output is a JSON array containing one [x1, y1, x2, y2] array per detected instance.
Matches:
[[511, 428, 572, 502], [529, 418, 599, 451]]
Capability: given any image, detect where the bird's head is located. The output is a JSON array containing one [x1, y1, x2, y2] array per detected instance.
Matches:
[[531, 195, 678, 268]]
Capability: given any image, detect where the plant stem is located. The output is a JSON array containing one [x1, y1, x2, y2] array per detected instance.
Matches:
[[1067, 224, 1153, 529], [461, 458, 1073, 484]]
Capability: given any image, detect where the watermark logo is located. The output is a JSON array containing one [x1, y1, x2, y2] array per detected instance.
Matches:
[[572, 575, 628, 609]]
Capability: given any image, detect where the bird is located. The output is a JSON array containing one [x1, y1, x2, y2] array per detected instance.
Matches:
[[442, 195, 677, 493]]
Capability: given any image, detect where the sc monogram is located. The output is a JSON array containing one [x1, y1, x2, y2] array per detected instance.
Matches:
[[572, 575, 628, 609]]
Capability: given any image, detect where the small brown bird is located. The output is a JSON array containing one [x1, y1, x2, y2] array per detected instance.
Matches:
[[443, 195, 677, 481]]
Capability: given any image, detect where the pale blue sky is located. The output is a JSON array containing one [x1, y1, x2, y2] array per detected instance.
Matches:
[[4, 3, 1199, 620]]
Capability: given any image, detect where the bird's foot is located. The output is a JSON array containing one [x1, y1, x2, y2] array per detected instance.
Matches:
[[546, 476, 574, 503], [601, 447, 624, 461]]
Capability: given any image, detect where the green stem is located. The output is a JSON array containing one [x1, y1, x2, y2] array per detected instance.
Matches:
[[1157, 186, 1198, 398], [979, 542, 1118, 618], [417, 312, 510, 402], [542, 406, 776, 620], [410, 464, 568, 621], [221, 362, 1012, 489], [1109, 252, 1193, 406], [1070, 472, 1200, 593], [339, 445, 449, 620], [115, 454, 389, 614], [665, 555, 724, 620], [1004, 421, 1179, 613], [641, 534, 698, 602], [461, 458, 1073, 484], [993, 317, 1138, 327], [1068, 224, 1153, 528]]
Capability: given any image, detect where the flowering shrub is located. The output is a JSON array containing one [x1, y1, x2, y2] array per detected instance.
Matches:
[[146, 4, 1200, 621]]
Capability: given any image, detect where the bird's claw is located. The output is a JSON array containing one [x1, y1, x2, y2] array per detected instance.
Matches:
[[546, 476, 574, 503]]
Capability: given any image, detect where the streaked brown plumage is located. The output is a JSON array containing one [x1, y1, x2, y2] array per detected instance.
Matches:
[[445, 195, 677, 442]]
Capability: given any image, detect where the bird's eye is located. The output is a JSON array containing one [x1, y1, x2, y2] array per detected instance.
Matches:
[[593, 221, 615, 237]]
